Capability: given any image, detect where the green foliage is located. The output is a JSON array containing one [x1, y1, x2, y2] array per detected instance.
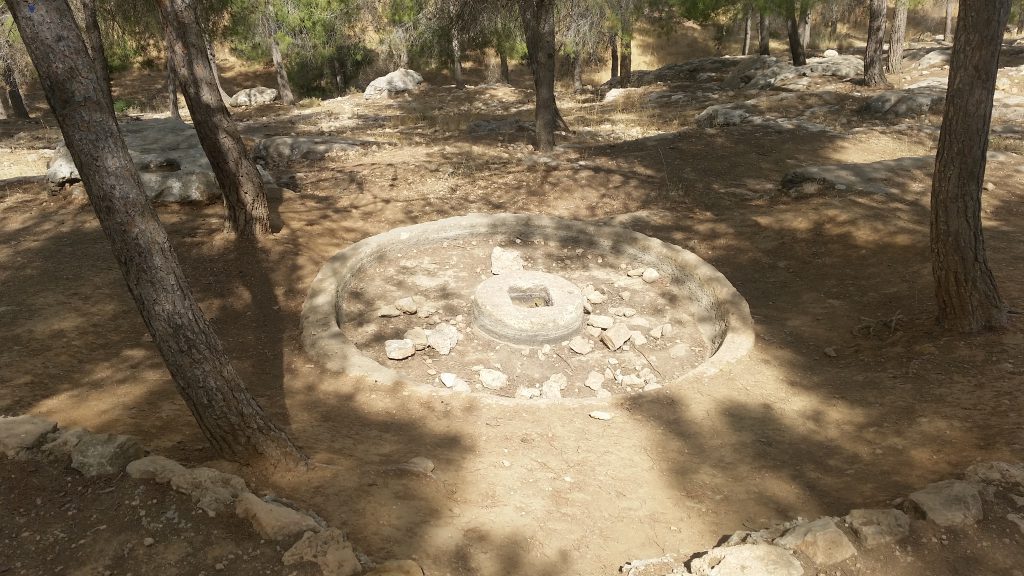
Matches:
[[113, 98, 136, 114]]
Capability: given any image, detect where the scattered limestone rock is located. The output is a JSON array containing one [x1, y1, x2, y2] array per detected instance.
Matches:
[[541, 373, 568, 400], [585, 287, 607, 304], [823, 49, 840, 57], [70, 432, 147, 476], [126, 455, 189, 483], [253, 136, 360, 164], [584, 371, 606, 391], [601, 324, 633, 351], [385, 339, 416, 360], [170, 466, 248, 516], [283, 528, 362, 576], [398, 456, 435, 475], [363, 560, 424, 576], [908, 480, 984, 527], [696, 104, 751, 128], [516, 387, 541, 399], [490, 246, 525, 275], [965, 461, 1024, 488], [377, 305, 402, 318], [588, 315, 615, 330], [236, 492, 321, 540], [0, 415, 58, 457], [691, 544, 804, 576], [775, 517, 856, 565], [589, 411, 613, 421], [428, 324, 460, 355], [230, 87, 278, 106], [569, 336, 594, 355], [394, 297, 418, 315], [641, 268, 660, 283], [626, 268, 645, 277], [404, 327, 428, 351], [479, 369, 508, 390], [648, 325, 665, 339], [40, 426, 89, 457], [845, 509, 910, 548], [363, 69, 424, 99], [630, 331, 648, 347]]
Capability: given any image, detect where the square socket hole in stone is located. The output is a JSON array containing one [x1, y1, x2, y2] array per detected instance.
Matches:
[[508, 284, 553, 308]]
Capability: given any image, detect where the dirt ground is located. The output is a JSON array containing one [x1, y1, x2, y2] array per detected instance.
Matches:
[[2, 41, 1024, 575]]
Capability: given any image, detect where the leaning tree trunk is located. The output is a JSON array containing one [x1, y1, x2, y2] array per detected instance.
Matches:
[[80, 0, 113, 113], [159, 0, 271, 238], [0, 34, 29, 119], [609, 32, 619, 82], [269, 35, 295, 104], [786, 9, 807, 66], [887, 0, 909, 75], [165, 27, 182, 121], [931, 0, 1010, 332], [205, 39, 233, 106], [944, 0, 954, 41], [742, 7, 752, 56], [758, 12, 771, 55], [864, 0, 888, 86], [518, 0, 559, 152], [451, 30, 465, 89], [4, 0, 305, 467]]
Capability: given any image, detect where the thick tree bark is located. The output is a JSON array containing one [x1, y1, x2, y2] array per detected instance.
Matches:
[[799, 8, 811, 49], [269, 35, 295, 104], [165, 28, 182, 121], [451, 31, 465, 88], [205, 39, 233, 106], [572, 54, 584, 92], [80, 0, 113, 113], [0, 33, 29, 119], [609, 32, 619, 81], [930, 0, 1010, 332], [159, 0, 271, 238], [758, 12, 770, 56], [498, 49, 511, 84], [887, 0, 909, 75], [864, 0, 888, 86], [619, 19, 632, 86], [4, 0, 305, 467], [742, 7, 752, 56], [518, 0, 559, 152], [944, 0, 954, 41], [786, 8, 807, 66]]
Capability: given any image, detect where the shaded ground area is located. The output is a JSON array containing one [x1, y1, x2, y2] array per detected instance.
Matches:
[[1, 40, 1023, 575]]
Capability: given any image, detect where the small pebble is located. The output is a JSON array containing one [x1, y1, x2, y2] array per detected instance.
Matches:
[[589, 411, 613, 421]]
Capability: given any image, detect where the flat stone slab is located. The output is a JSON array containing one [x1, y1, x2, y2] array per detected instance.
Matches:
[[775, 517, 857, 566], [70, 432, 147, 476], [908, 479, 984, 527], [0, 415, 57, 457], [965, 461, 1024, 489], [253, 135, 362, 165], [236, 492, 321, 540], [845, 508, 910, 548], [691, 544, 804, 576]]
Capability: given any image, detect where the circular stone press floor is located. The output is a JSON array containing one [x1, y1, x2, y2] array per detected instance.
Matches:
[[302, 214, 754, 402]]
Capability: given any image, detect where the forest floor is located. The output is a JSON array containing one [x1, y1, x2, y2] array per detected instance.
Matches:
[[2, 42, 1024, 576]]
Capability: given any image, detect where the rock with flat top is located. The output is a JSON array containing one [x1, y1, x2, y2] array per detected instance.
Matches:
[[283, 528, 362, 576], [691, 544, 804, 576], [479, 369, 508, 390], [236, 492, 321, 540], [0, 415, 57, 457], [569, 336, 594, 355], [170, 466, 249, 516], [601, 324, 632, 351], [588, 315, 615, 330], [385, 339, 416, 360], [230, 87, 278, 106], [845, 509, 909, 548], [540, 373, 568, 399], [404, 327, 428, 350], [363, 69, 424, 99], [126, 455, 189, 483], [70, 432, 146, 476], [428, 323, 460, 355], [908, 479, 983, 526], [490, 246, 525, 275], [965, 461, 1024, 488], [775, 517, 856, 565]]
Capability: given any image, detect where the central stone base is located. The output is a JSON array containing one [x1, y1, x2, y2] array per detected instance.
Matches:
[[472, 271, 585, 345]]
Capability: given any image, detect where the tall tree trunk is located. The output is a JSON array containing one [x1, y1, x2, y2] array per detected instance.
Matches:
[[5, 0, 305, 467], [572, 54, 584, 92], [944, 0, 954, 41], [451, 30, 465, 88], [864, 0, 888, 86], [165, 27, 182, 121], [829, 18, 839, 45], [931, 0, 1010, 332], [205, 39, 233, 106], [269, 35, 295, 104], [758, 11, 771, 55], [0, 46, 29, 119], [887, 0, 909, 75], [742, 7, 752, 56], [79, 0, 113, 114], [518, 0, 558, 152], [799, 8, 811, 49], [498, 49, 511, 83], [786, 7, 807, 66], [619, 20, 632, 86], [609, 32, 619, 82], [159, 0, 271, 238], [1017, 7, 1024, 34]]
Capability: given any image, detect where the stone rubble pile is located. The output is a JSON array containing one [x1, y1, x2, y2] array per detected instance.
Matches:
[[0, 415, 425, 576]]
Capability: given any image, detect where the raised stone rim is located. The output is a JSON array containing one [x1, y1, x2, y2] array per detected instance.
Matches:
[[300, 213, 755, 405], [472, 271, 586, 345]]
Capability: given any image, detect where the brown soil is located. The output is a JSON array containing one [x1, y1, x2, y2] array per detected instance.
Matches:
[[1, 44, 1023, 576]]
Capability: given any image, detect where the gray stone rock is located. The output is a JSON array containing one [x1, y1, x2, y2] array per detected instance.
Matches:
[[584, 371, 605, 391], [587, 315, 615, 330], [914, 49, 951, 68], [398, 456, 435, 474], [40, 426, 89, 457], [0, 415, 57, 457], [568, 335, 594, 355], [394, 297, 418, 315], [540, 373, 568, 399], [70, 432, 146, 476], [845, 509, 910, 548], [600, 324, 633, 351], [696, 105, 750, 128], [253, 136, 360, 165], [230, 87, 278, 106], [363, 69, 424, 99], [170, 466, 249, 516], [862, 87, 945, 118], [427, 323, 460, 355], [691, 544, 804, 576], [126, 455, 189, 483], [642, 268, 660, 283], [385, 339, 416, 360], [775, 517, 856, 565], [908, 480, 984, 526], [236, 492, 321, 540], [404, 327, 429, 350], [823, 49, 840, 57], [965, 461, 1024, 488], [782, 156, 935, 196], [283, 528, 362, 576], [490, 246, 525, 275], [479, 368, 508, 390]]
